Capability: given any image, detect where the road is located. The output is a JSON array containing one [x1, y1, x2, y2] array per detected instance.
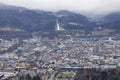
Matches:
[[48, 71, 59, 80]]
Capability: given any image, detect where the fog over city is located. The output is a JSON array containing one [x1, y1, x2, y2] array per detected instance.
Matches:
[[0, 0, 120, 14]]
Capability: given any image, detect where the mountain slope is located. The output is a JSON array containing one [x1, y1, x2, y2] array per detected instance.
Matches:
[[56, 10, 95, 31], [100, 12, 120, 33], [101, 12, 120, 23], [0, 4, 92, 32], [0, 4, 56, 32], [0, 3, 26, 10]]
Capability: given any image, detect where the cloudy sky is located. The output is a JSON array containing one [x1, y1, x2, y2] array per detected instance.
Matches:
[[0, 0, 120, 14]]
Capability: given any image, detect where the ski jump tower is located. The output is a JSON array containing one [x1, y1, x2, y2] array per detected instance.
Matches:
[[55, 19, 64, 31]]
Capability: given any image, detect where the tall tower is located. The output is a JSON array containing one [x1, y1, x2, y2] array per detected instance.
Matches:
[[55, 19, 60, 31], [55, 19, 64, 31]]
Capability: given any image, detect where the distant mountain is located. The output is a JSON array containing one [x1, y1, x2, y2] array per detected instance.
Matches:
[[0, 3, 119, 37], [0, 10, 56, 32], [101, 12, 120, 23], [56, 10, 95, 31], [0, 3, 57, 32], [56, 10, 74, 15], [0, 3, 26, 11], [100, 12, 120, 33], [0, 4, 93, 33]]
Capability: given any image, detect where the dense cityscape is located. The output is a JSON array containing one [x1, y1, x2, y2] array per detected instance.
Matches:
[[0, 30, 119, 80], [0, 1, 120, 80]]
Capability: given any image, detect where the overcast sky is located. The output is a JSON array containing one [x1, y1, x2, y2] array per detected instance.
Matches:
[[0, 0, 120, 14]]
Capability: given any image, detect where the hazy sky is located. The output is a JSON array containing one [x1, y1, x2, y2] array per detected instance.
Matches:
[[0, 0, 120, 14]]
